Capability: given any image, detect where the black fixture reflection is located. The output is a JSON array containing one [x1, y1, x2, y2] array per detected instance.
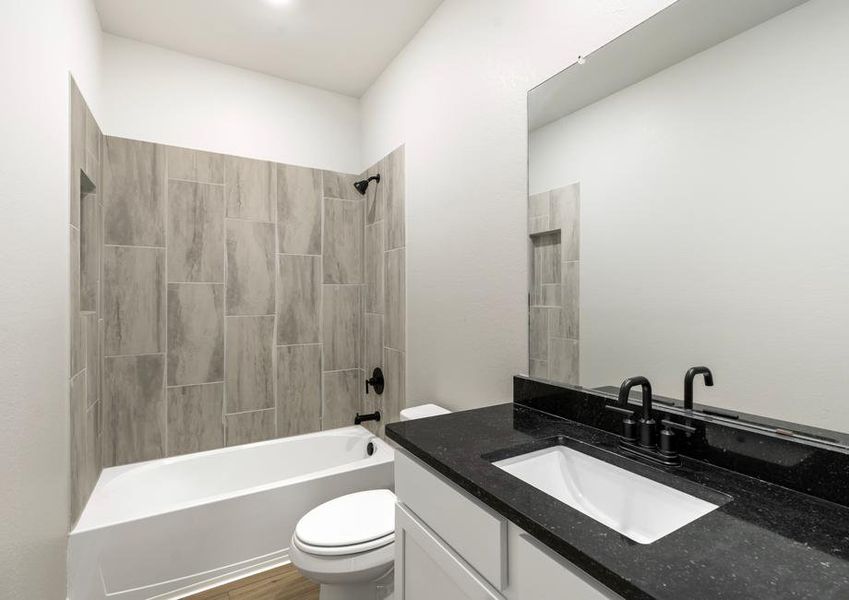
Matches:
[[684, 366, 714, 411]]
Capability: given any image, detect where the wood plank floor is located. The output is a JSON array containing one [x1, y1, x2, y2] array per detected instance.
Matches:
[[186, 564, 319, 600]]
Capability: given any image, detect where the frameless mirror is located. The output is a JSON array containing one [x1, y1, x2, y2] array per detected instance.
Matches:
[[526, 0, 849, 440]]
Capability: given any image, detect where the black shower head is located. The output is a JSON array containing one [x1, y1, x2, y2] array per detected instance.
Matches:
[[353, 174, 381, 195]]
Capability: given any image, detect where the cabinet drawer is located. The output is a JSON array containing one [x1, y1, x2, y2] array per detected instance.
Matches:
[[395, 451, 508, 590]]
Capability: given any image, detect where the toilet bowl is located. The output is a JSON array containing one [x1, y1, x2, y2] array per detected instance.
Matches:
[[290, 404, 449, 600], [290, 489, 396, 600]]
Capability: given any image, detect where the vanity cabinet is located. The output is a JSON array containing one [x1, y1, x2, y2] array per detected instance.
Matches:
[[394, 450, 622, 600]]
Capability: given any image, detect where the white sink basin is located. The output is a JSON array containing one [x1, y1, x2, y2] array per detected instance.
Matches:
[[493, 445, 719, 544]]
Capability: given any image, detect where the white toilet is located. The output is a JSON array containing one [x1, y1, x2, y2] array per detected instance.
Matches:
[[290, 404, 450, 600]]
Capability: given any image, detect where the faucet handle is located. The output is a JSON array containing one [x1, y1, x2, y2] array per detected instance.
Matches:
[[661, 419, 696, 434], [605, 405, 637, 443], [604, 405, 635, 417]]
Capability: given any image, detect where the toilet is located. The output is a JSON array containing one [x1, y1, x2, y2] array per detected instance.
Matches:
[[289, 404, 450, 600]]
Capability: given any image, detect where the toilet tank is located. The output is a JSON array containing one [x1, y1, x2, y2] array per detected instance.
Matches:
[[399, 404, 450, 421]]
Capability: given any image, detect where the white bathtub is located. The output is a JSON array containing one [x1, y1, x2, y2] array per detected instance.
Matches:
[[69, 426, 394, 600]]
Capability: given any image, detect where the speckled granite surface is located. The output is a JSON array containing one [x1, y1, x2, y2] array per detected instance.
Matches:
[[387, 403, 849, 600]]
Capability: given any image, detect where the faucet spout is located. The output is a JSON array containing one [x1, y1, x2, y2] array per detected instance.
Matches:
[[618, 376, 653, 420], [684, 366, 713, 410]]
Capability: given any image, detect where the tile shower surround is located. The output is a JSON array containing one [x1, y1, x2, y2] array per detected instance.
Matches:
[[69, 79, 406, 523], [93, 134, 406, 476]]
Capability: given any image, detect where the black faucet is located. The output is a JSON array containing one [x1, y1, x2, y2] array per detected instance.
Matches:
[[684, 366, 713, 410], [606, 376, 686, 466], [618, 376, 656, 448]]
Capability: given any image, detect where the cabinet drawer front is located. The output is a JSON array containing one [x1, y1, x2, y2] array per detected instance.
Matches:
[[506, 524, 624, 600], [397, 504, 504, 600], [395, 451, 507, 589]]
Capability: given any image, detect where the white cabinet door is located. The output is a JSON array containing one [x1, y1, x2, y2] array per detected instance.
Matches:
[[395, 503, 505, 600], [504, 524, 624, 600]]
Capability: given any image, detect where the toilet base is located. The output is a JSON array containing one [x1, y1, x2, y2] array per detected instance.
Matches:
[[318, 569, 393, 600]]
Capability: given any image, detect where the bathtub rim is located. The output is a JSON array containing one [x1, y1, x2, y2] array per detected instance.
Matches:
[[71, 425, 393, 535]]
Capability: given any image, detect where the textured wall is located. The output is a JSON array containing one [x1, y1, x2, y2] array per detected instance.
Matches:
[[359, 0, 674, 411], [101, 34, 361, 174], [99, 138, 406, 467]]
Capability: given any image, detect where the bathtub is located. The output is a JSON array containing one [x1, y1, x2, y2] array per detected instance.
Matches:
[[69, 426, 394, 600]]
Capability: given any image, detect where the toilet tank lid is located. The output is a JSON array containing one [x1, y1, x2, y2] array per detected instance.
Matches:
[[400, 404, 451, 421]]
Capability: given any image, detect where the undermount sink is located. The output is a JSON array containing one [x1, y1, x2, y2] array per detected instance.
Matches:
[[493, 444, 719, 544]]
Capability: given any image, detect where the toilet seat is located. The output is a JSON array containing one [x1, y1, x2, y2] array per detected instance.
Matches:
[[294, 531, 394, 556], [294, 489, 396, 557]]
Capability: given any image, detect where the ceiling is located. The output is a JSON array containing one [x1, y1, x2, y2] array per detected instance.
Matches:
[[528, 0, 809, 131], [94, 0, 444, 97]]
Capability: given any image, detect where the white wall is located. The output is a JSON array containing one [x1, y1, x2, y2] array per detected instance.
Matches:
[[529, 0, 849, 431], [0, 0, 102, 597], [360, 0, 674, 411], [101, 34, 361, 174]]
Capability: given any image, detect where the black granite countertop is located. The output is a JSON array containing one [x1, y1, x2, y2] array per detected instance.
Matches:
[[386, 403, 849, 600]]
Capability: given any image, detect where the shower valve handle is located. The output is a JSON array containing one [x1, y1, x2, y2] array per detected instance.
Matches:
[[365, 367, 385, 395]]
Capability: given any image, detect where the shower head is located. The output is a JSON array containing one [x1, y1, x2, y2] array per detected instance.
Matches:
[[353, 174, 381, 195]]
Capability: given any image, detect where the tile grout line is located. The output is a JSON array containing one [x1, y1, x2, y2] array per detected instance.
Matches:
[[271, 161, 279, 439], [163, 144, 170, 457], [222, 156, 229, 445]]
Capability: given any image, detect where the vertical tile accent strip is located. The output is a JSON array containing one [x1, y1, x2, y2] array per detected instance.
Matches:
[[277, 255, 321, 345], [322, 370, 361, 430], [103, 137, 165, 246], [83, 313, 99, 407], [104, 354, 166, 466], [103, 246, 165, 356], [277, 344, 322, 437], [226, 220, 276, 315], [225, 316, 275, 413], [365, 163, 384, 225], [69, 372, 87, 521], [364, 314, 384, 373], [529, 307, 549, 361], [385, 248, 406, 351], [549, 338, 580, 385], [322, 285, 362, 371], [528, 182, 580, 383], [277, 164, 322, 255], [365, 221, 385, 313], [384, 146, 405, 250], [70, 226, 84, 375], [80, 189, 100, 311], [167, 180, 225, 283], [166, 383, 225, 456], [323, 198, 364, 284], [225, 156, 274, 222], [167, 283, 225, 386], [383, 348, 405, 437], [70, 80, 85, 228]]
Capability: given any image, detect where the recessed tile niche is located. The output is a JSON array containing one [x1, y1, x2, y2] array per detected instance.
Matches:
[[528, 183, 580, 385]]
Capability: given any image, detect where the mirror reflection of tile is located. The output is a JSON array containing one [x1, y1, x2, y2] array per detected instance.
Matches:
[[528, 183, 580, 385]]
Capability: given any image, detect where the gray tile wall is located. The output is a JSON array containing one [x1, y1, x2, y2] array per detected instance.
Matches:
[[527, 183, 580, 385], [359, 147, 406, 437], [98, 136, 404, 473], [69, 79, 103, 525]]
